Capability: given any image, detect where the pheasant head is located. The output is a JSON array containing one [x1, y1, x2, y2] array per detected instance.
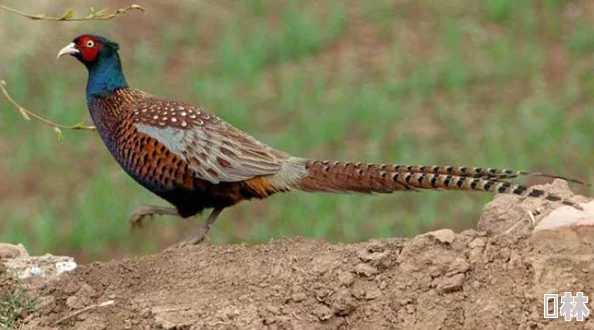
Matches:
[[57, 34, 128, 98]]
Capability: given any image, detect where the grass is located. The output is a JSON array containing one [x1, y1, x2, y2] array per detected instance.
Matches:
[[0, 272, 37, 329], [0, 0, 593, 262]]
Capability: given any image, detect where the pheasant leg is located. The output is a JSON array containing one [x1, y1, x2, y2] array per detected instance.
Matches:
[[129, 205, 179, 229], [173, 208, 224, 248]]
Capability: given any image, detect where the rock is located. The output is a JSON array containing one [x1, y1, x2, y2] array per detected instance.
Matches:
[[66, 294, 92, 310], [421, 229, 456, 244], [331, 289, 357, 316], [153, 308, 183, 330], [534, 201, 594, 232], [338, 271, 355, 287], [478, 179, 588, 234], [3, 254, 77, 280], [357, 245, 390, 263], [437, 273, 465, 294], [314, 305, 332, 321], [64, 281, 81, 295], [291, 291, 306, 302], [77, 283, 97, 299], [447, 258, 470, 275], [468, 238, 486, 249], [365, 286, 382, 300], [0, 243, 28, 259], [354, 263, 378, 277]]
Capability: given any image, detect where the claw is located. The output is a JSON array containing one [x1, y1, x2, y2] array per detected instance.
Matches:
[[128, 213, 146, 229], [167, 232, 209, 250], [128, 205, 179, 230]]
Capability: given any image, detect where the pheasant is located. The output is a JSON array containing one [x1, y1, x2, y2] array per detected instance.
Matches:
[[57, 34, 585, 245]]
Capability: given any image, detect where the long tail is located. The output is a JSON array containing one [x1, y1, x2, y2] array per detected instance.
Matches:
[[290, 159, 584, 209], [386, 164, 587, 185]]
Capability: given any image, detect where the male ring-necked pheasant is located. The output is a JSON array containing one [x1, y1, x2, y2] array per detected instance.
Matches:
[[57, 34, 585, 245]]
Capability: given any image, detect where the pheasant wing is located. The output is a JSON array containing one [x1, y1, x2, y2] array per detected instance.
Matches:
[[132, 96, 287, 184]]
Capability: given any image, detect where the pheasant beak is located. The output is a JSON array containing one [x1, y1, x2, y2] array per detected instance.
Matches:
[[56, 42, 79, 59]]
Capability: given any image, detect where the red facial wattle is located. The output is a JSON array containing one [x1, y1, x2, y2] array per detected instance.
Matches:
[[81, 47, 99, 62], [77, 36, 102, 62]]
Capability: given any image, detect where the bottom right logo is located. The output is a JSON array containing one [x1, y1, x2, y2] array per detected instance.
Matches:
[[544, 292, 590, 322]]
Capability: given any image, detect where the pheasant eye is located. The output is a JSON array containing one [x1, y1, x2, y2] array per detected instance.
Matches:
[[86, 40, 95, 48]]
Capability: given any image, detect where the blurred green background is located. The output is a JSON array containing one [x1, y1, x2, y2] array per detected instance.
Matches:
[[0, 0, 593, 262]]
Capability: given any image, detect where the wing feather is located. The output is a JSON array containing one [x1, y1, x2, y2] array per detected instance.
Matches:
[[133, 98, 287, 184]]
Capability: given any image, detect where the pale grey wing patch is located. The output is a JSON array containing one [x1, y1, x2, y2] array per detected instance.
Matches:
[[134, 122, 286, 184], [135, 124, 187, 155]]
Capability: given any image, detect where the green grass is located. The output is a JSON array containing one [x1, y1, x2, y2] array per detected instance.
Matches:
[[0, 0, 593, 261], [0, 274, 37, 328]]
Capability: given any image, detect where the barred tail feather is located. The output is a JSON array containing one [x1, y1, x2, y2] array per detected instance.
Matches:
[[382, 164, 587, 185], [293, 160, 583, 210]]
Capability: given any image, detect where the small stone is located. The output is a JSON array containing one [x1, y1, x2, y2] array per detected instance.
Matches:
[[534, 200, 594, 232], [351, 282, 367, 300], [365, 286, 382, 300], [428, 265, 443, 278], [28, 267, 43, 277], [355, 263, 378, 277], [55, 260, 77, 274], [379, 280, 388, 290], [64, 281, 81, 295], [469, 238, 486, 249], [405, 304, 416, 314], [77, 283, 97, 298], [153, 315, 178, 330], [357, 248, 389, 263], [0, 243, 28, 259], [468, 249, 484, 265], [423, 229, 456, 244], [265, 305, 280, 315], [447, 258, 470, 275], [291, 292, 306, 302], [331, 289, 357, 316], [66, 296, 83, 309], [460, 229, 478, 238], [437, 273, 465, 294], [66, 295, 92, 309], [314, 305, 333, 321], [220, 306, 239, 320], [140, 308, 151, 318], [338, 271, 355, 286], [399, 298, 413, 306]]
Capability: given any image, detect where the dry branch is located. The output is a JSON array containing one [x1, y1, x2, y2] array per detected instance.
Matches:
[[53, 300, 114, 325], [0, 80, 97, 140], [0, 4, 144, 21]]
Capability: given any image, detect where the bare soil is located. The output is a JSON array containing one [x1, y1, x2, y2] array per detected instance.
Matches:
[[2, 181, 594, 330]]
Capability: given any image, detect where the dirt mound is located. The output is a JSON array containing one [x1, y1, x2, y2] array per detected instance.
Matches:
[[4, 181, 594, 330]]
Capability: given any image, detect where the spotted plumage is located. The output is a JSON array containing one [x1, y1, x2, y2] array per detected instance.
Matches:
[[57, 34, 586, 246]]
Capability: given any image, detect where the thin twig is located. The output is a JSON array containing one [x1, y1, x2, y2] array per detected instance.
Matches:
[[0, 79, 96, 140], [53, 300, 114, 325], [0, 4, 144, 21]]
